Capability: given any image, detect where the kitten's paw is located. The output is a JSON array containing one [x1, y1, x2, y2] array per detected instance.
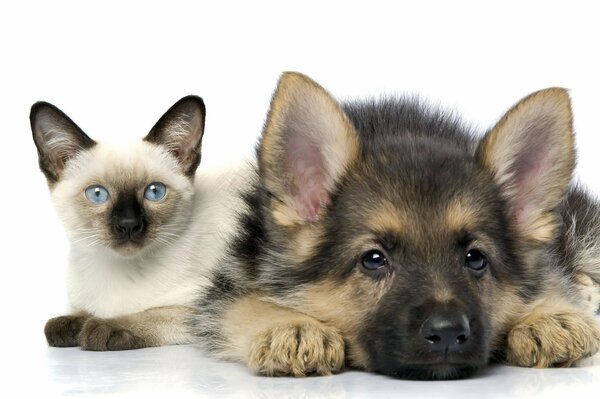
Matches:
[[45, 315, 87, 347], [248, 320, 345, 377], [79, 318, 146, 351], [506, 310, 600, 368]]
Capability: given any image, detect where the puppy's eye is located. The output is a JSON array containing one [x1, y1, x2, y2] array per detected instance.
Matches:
[[85, 185, 109, 204], [465, 249, 487, 272], [361, 249, 388, 270], [144, 182, 167, 201]]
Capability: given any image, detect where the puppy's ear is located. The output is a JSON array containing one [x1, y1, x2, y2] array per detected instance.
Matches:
[[259, 72, 359, 226], [145, 95, 206, 176], [477, 88, 575, 245], [30, 102, 96, 183]]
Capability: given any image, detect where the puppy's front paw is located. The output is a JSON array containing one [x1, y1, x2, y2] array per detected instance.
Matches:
[[79, 318, 146, 351], [248, 320, 345, 377], [45, 315, 87, 347], [506, 310, 600, 368]]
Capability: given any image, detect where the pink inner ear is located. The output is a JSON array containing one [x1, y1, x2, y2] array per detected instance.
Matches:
[[512, 142, 552, 226], [286, 133, 331, 222]]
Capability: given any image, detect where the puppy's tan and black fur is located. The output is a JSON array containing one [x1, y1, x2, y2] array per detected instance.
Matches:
[[194, 72, 600, 379]]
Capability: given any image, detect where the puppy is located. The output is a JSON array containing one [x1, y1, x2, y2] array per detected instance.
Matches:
[[32, 96, 246, 350], [193, 72, 600, 379]]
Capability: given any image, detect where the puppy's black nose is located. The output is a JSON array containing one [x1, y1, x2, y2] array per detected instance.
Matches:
[[421, 312, 470, 353], [114, 217, 144, 239]]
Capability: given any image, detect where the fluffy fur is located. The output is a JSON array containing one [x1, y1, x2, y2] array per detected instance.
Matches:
[[32, 97, 249, 350], [193, 72, 600, 379]]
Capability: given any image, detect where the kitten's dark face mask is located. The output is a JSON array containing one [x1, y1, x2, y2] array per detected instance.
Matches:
[[78, 177, 178, 256]]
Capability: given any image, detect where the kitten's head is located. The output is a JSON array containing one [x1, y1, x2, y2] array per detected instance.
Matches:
[[31, 96, 206, 257]]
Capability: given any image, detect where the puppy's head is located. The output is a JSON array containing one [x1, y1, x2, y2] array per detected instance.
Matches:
[[31, 96, 206, 257], [257, 73, 574, 379]]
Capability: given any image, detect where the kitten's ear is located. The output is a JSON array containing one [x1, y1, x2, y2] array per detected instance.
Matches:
[[259, 72, 359, 226], [144, 95, 206, 176], [476, 88, 575, 245], [30, 102, 96, 183]]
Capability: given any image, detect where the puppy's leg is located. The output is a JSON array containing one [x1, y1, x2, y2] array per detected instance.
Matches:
[[505, 302, 600, 367], [79, 305, 194, 351], [218, 296, 345, 377], [45, 311, 91, 347], [575, 273, 600, 315]]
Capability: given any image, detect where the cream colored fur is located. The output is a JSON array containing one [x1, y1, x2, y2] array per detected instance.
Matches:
[[50, 139, 250, 347]]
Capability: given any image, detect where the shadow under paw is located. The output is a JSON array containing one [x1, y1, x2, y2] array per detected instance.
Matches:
[[45, 315, 88, 347], [79, 318, 147, 351]]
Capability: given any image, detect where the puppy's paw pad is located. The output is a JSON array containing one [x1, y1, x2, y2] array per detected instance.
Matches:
[[45, 315, 87, 347], [248, 321, 345, 377], [79, 318, 145, 351], [506, 311, 600, 368]]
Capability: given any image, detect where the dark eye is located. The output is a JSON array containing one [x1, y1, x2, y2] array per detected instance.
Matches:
[[465, 249, 488, 272], [361, 249, 388, 270]]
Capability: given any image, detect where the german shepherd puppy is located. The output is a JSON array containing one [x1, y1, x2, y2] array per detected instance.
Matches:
[[193, 72, 600, 379]]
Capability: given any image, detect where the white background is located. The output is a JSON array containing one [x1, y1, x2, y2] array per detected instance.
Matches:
[[1, 1, 599, 397]]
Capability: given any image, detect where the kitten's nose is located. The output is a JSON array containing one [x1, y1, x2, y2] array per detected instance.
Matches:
[[111, 193, 145, 241], [420, 312, 470, 354], [114, 217, 144, 239]]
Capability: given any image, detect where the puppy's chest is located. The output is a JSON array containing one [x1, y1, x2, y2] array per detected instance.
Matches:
[[66, 253, 198, 318]]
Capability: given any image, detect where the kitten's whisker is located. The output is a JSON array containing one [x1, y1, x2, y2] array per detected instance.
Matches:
[[73, 234, 101, 244]]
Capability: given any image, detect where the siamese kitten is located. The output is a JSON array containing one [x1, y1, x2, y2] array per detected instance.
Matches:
[[31, 96, 246, 351]]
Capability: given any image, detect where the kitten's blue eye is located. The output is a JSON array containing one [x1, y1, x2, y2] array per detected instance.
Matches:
[[84, 185, 109, 204], [144, 182, 166, 201]]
